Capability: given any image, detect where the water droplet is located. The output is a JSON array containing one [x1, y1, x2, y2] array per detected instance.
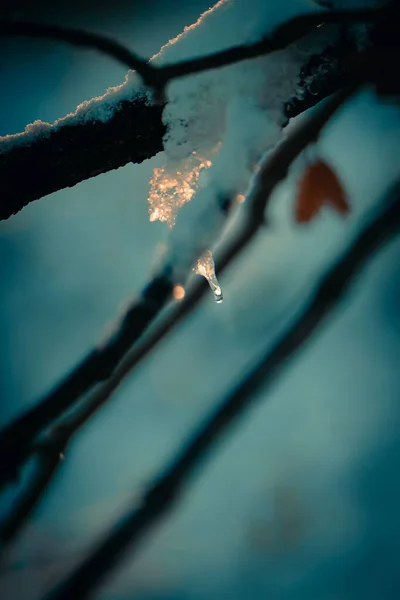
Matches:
[[59, 453, 65, 461], [194, 250, 223, 303], [208, 274, 223, 304]]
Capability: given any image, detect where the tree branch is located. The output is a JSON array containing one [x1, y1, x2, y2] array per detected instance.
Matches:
[[0, 21, 153, 81], [0, 8, 378, 220], [0, 273, 173, 489], [0, 7, 380, 90], [42, 178, 400, 600], [0, 439, 65, 553]]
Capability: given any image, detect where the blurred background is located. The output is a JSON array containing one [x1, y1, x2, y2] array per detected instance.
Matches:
[[0, 1, 400, 599]]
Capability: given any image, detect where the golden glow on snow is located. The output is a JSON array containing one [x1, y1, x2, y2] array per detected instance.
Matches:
[[148, 153, 212, 227], [147, 2, 227, 300], [150, 0, 229, 63]]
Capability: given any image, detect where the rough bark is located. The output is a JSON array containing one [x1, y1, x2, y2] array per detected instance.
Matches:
[[0, 99, 166, 220]]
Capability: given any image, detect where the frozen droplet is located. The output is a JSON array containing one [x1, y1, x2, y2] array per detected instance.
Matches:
[[207, 274, 223, 303], [194, 249, 223, 304]]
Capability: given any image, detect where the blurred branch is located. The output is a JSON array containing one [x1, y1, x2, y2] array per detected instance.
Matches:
[[0, 8, 380, 90], [0, 21, 154, 81], [0, 86, 354, 549], [0, 440, 65, 553], [0, 274, 173, 490], [43, 178, 400, 600], [0, 6, 380, 220]]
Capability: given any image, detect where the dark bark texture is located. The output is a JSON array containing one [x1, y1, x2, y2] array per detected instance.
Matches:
[[0, 99, 165, 220]]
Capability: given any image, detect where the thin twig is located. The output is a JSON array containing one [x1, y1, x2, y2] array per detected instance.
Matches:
[[42, 178, 400, 600], [0, 86, 355, 550], [0, 21, 156, 84], [0, 275, 173, 489], [0, 440, 66, 552], [0, 7, 382, 94]]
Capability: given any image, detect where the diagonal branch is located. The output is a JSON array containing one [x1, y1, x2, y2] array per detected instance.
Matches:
[[42, 178, 400, 600], [0, 274, 173, 489], [0, 21, 153, 81]]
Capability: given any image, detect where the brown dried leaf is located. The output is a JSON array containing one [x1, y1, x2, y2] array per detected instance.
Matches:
[[295, 159, 350, 224]]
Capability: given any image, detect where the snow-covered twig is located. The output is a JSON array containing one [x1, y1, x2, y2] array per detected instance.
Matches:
[[0, 85, 356, 550], [42, 175, 400, 600], [153, 7, 381, 86]]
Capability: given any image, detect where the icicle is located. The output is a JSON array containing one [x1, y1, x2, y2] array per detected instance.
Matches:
[[194, 249, 223, 303]]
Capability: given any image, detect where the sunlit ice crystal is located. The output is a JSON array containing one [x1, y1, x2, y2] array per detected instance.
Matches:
[[147, 145, 224, 302], [194, 249, 223, 303], [148, 152, 213, 228]]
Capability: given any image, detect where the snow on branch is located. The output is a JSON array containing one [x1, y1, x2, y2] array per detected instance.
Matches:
[[0, 7, 382, 94]]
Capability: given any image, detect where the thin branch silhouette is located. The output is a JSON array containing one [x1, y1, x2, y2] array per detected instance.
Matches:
[[42, 178, 400, 600], [0, 21, 154, 82], [0, 274, 173, 489], [0, 7, 382, 92], [0, 440, 65, 552], [0, 85, 355, 548]]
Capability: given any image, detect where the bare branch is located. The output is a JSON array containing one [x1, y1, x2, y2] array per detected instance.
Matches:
[[0, 440, 65, 553], [42, 177, 400, 600], [0, 14, 370, 490], [0, 21, 153, 82], [0, 274, 172, 489]]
